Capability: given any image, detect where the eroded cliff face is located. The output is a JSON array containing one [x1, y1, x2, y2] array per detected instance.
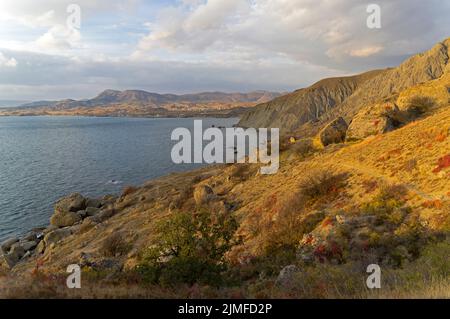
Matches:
[[239, 38, 450, 134], [238, 70, 384, 133]]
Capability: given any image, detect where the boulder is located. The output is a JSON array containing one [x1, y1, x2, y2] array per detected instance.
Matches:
[[44, 225, 58, 234], [86, 207, 100, 216], [69, 224, 83, 234], [276, 265, 299, 287], [86, 198, 102, 209], [0, 244, 27, 268], [50, 210, 82, 227], [10, 244, 25, 259], [0, 254, 16, 269], [346, 102, 400, 141], [0, 237, 19, 253], [91, 208, 116, 223], [43, 228, 72, 247], [193, 185, 214, 206], [76, 210, 87, 218], [23, 231, 38, 242], [21, 241, 38, 251], [54, 193, 86, 213], [50, 193, 86, 227], [318, 117, 348, 146]]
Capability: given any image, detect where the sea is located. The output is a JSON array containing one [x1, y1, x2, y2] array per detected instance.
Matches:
[[0, 116, 238, 241]]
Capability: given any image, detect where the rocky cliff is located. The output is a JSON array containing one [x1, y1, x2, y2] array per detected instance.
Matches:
[[239, 38, 450, 134]]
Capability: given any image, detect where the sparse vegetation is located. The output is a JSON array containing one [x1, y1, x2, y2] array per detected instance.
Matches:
[[405, 95, 436, 115], [290, 138, 317, 159], [137, 209, 240, 286], [100, 232, 131, 257], [300, 171, 348, 204]]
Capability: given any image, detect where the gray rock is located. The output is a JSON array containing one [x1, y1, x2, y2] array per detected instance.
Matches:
[[86, 206, 100, 216], [6, 244, 26, 265], [319, 117, 348, 146], [69, 224, 83, 234], [54, 193, 86, 213], [43, 228, 72, 246], [86, 198, 102, 208], [76, 210, 87, 218], [23, 232, 38, 242], [91, 208, 116, 223], [50, 210, 82, 227], [276, 265, 299, 287], [44, 225, 58, 234], [21, 241, 38, 251], [1, 237, 19, 253]]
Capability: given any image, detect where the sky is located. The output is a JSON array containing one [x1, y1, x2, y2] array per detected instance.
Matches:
[[0, 0, 449, 100]]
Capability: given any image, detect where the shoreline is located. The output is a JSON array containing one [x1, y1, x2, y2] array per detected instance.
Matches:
[[0, 163, 221, 270], [0, 106, 250, 120]]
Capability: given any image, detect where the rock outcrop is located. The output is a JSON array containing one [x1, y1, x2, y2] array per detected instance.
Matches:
[[276, 265, 299, 287], [193, 185, 215, 206], [1, 193, 115, 270], [318, 117, 348, 146], [346, 102, 400, 141], [0, 231, 42, 269]]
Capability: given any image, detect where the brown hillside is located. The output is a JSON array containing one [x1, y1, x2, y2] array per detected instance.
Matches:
[[239, 38, 450, 134]]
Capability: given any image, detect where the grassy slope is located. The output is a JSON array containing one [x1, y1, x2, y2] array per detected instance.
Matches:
[[2, 102, 449, 298]]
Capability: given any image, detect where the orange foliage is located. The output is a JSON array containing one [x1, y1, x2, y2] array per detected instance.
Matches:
[[422, 200, 443, 209], [432, 154, 450, 173]]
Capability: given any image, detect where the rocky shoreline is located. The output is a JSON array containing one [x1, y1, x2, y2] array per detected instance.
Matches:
[[0, 192, 118, 270]]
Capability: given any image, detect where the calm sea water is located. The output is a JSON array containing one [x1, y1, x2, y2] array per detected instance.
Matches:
[[0, 116, 238, 241]]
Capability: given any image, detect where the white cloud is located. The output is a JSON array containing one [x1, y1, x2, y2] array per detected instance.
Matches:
[[135, 0, 450, 70], [35, 25, 82, 51], [0, 0, 449, 100], [0, 52, 17, 67], [349, 46, 384, 57]]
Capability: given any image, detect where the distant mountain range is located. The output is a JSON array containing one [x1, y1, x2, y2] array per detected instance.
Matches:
[[0, 90, 282, 118], [0, 100, 29, 108], [17, 90, 282, 110]]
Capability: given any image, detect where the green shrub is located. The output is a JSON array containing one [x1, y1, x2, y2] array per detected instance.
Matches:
[[137, 209, 240, 286], [360, 184, 408, 219]]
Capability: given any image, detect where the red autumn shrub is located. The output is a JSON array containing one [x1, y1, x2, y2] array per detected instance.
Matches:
[[422, 200, 443, 209], [432, 154, 450, 173]]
